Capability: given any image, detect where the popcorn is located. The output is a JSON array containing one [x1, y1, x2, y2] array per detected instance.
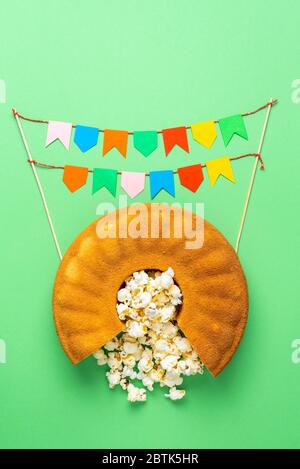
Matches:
[[160, 271, 174, 289], [153, 291, 169, 307], [133, 270, 149, 285], [104, 338, 119, 351], [138, 356, 154, 373], [107, 352, 122, 370], [144, 302, 158, 319], [160, 355, 178, 372], [116, 303, 128, 320], [182, 357, 203, 376], [141, 374, 154, 391], [149, 367, 164, 383], [127, 384, 147, 402], [160, 322, 178, 338], [106, 370, 121, 388], [120, 378, 129, 390], [165, 387, 185, 400], [123, 341, 140, 355], [122, 365, 137, 380], [93, 349, 107, 365], [162, 370, 183, 387], [93, 268, 204, 402], [173, 337, 192, 354], [169, 284, 181, 299], [122, 354, 136, 367], [138, 291, 152, 308], [154, 339, 170, 353], [126, 320, 147, 338], [117, 288, 131, 303], [159, 305, 176, 323], [166, 267, 175, 277]]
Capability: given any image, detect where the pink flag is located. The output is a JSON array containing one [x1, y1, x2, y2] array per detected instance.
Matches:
[[121, 172, 145, 198], [46, 120, 73, 150]]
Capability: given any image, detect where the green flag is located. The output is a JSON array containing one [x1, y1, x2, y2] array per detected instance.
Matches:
[[218, 114, 248, 146], [133, 131, 158, 157], [92, 168, 118, 196]]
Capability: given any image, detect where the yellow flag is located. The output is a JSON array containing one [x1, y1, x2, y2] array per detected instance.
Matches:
[[191, 120, 217, 149], [206, 157, 235, 187]]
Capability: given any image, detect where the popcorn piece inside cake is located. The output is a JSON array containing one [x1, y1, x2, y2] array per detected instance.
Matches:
[[93, 268, 204, 402]]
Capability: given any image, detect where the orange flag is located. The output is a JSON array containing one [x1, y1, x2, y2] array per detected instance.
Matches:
[[162, 127, 189, 156], [103, 129, 128, 158], [63, 165, 89, 192]]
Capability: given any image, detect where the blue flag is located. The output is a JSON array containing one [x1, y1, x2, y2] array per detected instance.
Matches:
[[149, 170, 175, 199], [74, 125, 99, 152]]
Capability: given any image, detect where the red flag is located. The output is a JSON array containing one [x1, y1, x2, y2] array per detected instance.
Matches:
[[162, 126, 189, 156], [177, 164, 204, 192]]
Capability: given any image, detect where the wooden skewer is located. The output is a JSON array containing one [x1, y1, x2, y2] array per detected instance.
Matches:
[[13, 108, 63, 261], [235, 97, 274, 253]]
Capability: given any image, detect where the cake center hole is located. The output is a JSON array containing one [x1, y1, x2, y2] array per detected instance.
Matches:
[[93, 267, 204, 402]]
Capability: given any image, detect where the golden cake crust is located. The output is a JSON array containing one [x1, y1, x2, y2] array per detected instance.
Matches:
[[53, 204, 248, 376]]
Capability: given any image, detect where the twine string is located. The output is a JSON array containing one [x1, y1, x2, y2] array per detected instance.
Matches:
[[13, 99, 278, 135], [27, 152, 264, 175]]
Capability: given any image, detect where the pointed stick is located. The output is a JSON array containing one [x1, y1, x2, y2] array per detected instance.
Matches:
[[13, 108, 63, 261], [235, 98, 275, 253]]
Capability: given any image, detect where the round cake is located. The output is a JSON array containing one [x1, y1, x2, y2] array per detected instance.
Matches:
[[52, 204, 248, 377]]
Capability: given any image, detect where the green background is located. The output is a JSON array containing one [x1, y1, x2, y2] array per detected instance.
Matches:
[[0, 0, 299, 449]]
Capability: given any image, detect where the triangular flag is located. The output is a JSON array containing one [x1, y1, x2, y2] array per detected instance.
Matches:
[[46, 121, 73, 150], [206, 157, 235, 187], [133, 131, 158, 157], [191, 120, 217, 149], [218, 114, 248, 146], [74, 125, 99, 152], [103, 129, 128, 158], [162, 127, 189, 156], [63, 165, 88, 192], [92, 168, 118, 196], [121, 172, 145, 198], [177, 164, 204, 192], [149, 170, 175, 199]]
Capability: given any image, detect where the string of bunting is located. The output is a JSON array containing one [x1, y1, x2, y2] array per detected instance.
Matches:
[[14, 100, 277, 157], [13, 98, 276, 257], [27, 152, 264, 199]]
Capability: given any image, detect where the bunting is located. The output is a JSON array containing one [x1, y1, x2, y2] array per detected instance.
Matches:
[[92, 168, 118, 195], [133, 131, 158, 157], [218, 114, 248, 146], [121, 172, 145, 198], [103, 129, 128, 157], [46, 121, 73, 150], [149, 170, 175, 198], [74, 125, 99, 152], [177, 164, 204, 192], [16, 100, 276, 157], [13, 99, 276, 260], [206, 157, 235, 186], [162, 127, 189, 156], [191, 120, 217, 149], [63, 165, 88, 192], [33, 151, 262, 198]]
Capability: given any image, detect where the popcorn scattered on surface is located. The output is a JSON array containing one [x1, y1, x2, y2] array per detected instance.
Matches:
[[93, 268, 204, 402], [165, 387, 186, 400]]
